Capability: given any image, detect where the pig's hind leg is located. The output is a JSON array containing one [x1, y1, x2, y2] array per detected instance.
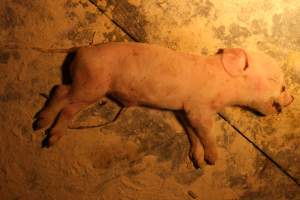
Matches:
[[42, 83, 109, 147], [42, 101, 94, 147], [33, 84, 70, 130]]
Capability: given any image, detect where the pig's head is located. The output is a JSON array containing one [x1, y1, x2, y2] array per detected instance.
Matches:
[[219, 48, 294, 115]]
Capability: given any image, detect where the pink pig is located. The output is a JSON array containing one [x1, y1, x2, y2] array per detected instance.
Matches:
[[33, 42, 293, 167]]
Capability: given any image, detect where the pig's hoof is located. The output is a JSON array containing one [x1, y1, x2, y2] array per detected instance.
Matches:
[[33, 118, 43, 130], [41, 131, 62, 148], [42, 136, 51, 148], [33, 117, 49, 131], [189, 148, 204, 169], [204, 148, 218, 165]]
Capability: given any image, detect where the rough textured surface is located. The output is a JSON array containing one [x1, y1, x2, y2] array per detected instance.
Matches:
[[1, 0, 300, 199]]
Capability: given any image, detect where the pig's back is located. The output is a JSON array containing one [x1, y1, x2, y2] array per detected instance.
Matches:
[[104, 43, 198, 109]]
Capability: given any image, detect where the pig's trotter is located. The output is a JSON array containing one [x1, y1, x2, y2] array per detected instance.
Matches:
[[182, 118, 205, 168], [33, 84, 71, 130], [189, 145, 204, 168], [203, 145, 218, 165], [47, 132, 63, 147], [186, 109, 218, 165], [42, 102, 96, 146], [174, 111, 204, 168], [42, 130, 63, 148], [33, 117, 51, 131]]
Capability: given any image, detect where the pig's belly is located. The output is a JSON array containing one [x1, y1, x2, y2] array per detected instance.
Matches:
[[108, 81, 186, 110]]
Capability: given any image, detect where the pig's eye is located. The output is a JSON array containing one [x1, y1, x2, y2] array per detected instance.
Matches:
[[281, 86, 286, 92]]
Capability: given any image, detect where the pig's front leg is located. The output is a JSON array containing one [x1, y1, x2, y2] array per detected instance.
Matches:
[[185, 108, 218, 165], [186, 124, 205, 168], [175, 111, 205, 168]]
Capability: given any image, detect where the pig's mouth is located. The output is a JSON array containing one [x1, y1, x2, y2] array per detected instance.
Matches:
[[240, 106, 265, 116], [241, 99, 283, 116]]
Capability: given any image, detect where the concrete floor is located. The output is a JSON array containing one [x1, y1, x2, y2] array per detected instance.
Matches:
[[0, 0, 300, 199]]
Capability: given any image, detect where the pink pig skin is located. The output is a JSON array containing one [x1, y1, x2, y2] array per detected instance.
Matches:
[[33, 42, 293, 167]]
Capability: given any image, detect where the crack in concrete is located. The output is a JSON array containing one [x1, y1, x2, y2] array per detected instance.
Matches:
[[87, 0, 138, 42], [218, 113, 300, 187]]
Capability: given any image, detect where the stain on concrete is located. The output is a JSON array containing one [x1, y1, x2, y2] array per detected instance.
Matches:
[[217, 119, 237, 147], [12, 51, 21, 60], [102, 29, 130, 42], [214, 22, 257, 46], [272, 8, 300, 50], [0, 6, 24, 29], [222, 157, 248, 188], [65, 11, 79, 20], [78, 107, 201, 184], [85, 11, 97, 23], [74, 105, 180, 151], [253, 155, 269, 177], [193, 0, 214, 18], [290, 72, 300, 85], [92, 140, 139, 170], [227, 24, 251, 46], [11, 0, 54, 22], [213, 25, 226, 40], [102, 108, 173, 137], [66, 27, 95, 44], [25, 169, 40, 190], [0, 82, 22, 102], [72, 99, 120, 128], [240, 191, 268, 200], [64, 0, 81, 20], [229, 24, 251, 38], [250, 19, 268, 35], [105, 0, 148, 41], [64, 0, 79, 8], [0, 50, 20, 64], [80, 1, 89, 8], [0, 51, 11, 64], [228, 175, 247, 188], [12, 0, 35, 9], [174, 170, 203, 185]]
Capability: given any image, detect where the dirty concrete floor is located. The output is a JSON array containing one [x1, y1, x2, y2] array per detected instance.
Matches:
[[1, 0, 300, 199]]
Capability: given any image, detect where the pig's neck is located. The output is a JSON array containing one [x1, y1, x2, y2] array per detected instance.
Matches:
[[207, 55, 254, 109], [223, 78, 254, 108], [189, 54, 255, 110]]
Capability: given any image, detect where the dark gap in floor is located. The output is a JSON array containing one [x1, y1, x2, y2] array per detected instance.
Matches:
[[87, 0, 138, 42]]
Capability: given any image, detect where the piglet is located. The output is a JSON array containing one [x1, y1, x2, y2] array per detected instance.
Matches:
[[33, 42, 293, 167]]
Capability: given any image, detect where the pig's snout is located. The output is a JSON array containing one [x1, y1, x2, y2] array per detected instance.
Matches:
[[283, 94, 294, 107], [271, 92, 294, 114], [279, 92, 294, 107]]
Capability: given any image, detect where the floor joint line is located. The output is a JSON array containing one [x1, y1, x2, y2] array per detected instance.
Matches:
[[218, 113, 300, 187], [88, 0, 139, 42]]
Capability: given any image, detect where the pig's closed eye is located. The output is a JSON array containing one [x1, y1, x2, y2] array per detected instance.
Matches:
[[281, 86, 286, 92]]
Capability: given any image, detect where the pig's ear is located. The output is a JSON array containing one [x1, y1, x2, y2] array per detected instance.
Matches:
[[219, 48, 248, 77]]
